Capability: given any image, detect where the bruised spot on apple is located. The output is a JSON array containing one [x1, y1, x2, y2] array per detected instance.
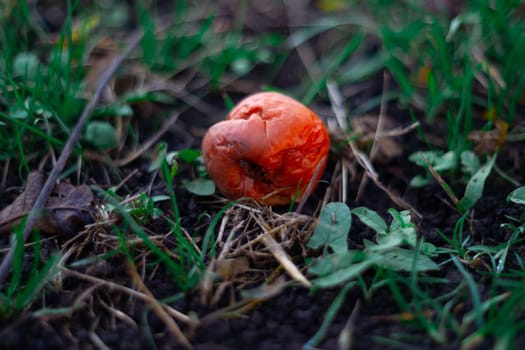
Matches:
[[202, 92, 330, 206]]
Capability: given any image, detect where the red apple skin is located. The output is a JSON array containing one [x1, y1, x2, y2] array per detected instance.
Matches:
[[202, 92, 330, 206]]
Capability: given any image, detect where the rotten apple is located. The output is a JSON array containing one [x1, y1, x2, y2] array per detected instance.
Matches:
[[202, 92, 329, 205]]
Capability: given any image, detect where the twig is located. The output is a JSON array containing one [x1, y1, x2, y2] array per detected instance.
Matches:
[[326, 81, 348, 203], [126, 261, 193, 349], [421, 154, 460, 206], [369, 122, 420, 139], [62, 268, 194, 326], [356, 71, 388, 201], [326, 80, 348, 130], [260, 233, 311, 288], [369, 72, 389, 161], [348, 141, 422, 219], [0, 32, 143, 286]]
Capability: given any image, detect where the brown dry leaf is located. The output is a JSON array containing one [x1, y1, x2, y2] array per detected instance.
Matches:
[[467, 119, 509, 155], [0, 172, 95, 236], [215, 256, 250, 280], [85, 53, 119, 94], [414, 65, 432, 87], [84, 36, 127, 95]]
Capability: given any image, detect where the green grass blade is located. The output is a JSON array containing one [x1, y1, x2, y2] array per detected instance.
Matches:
[[200, 201, 235, 260], [452, 256, 483, 329], [303, 281, 355, 349], [302, 33, 363, 105]]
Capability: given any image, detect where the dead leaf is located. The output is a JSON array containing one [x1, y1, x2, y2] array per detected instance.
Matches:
[[468, 119, 509, 155], [0, 172, 95, 236], [414, 65, 431, 87], [215, 256, 250, 280]]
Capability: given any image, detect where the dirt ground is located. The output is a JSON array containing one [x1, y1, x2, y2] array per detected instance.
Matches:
[[1, 93, 524, 349], [1, 1, 525, 350]]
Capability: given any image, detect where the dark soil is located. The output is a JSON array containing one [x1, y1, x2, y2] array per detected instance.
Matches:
[[1, 115, 523, 349], [2, 2, 525, 350]]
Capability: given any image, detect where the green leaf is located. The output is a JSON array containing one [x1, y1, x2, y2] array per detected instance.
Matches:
[[182, 178, 215, 196], [433, 151, 457, 172], [313, 258, 373, 288], [508, 186, 525, 205], [458, 154, 496, 212], [352, 207, 387, 235], [231, 57, 252, 76], [409, 174, 430, 188], [372, 248, 439, 272], [387, 210, 417, 247], [374, 231, 408, 250], [177, 149, 201, 163], [309, 250, 365, 277], [460, 150, 480, 176], [409, 150, 441, 167], [85, 121, 117, 149], [307, 205, 440, 289], [94, 103, 133, 117], [364, 210, 417, 251], [13, 52, 41, 79], [9, 105, 28, 120], [307, 202, 351, 255], [148, 142, 168, 172], [420, 241, 437, 256], [151, 195, 170, 202], [124, 90, 176, 104], [408, 150, 457, 173], [388, 209, 412, 229]]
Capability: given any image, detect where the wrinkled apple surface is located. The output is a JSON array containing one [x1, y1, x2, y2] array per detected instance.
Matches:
[[202, 92, 330, 205]]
